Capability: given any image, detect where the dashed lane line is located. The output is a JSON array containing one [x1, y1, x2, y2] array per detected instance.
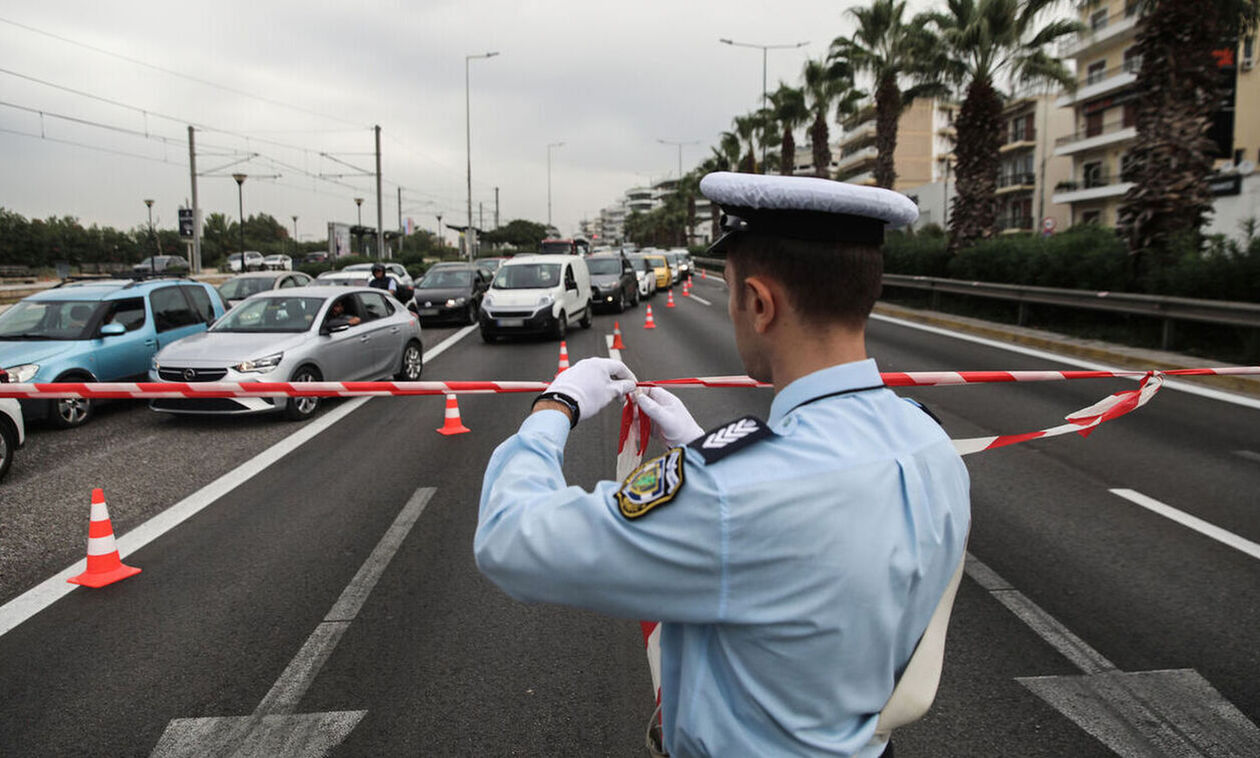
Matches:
[[1110, 488, 1260, 562], [0, 325, 477, 639], [149, 486, 437, 757], [686, 292, 712, 307]]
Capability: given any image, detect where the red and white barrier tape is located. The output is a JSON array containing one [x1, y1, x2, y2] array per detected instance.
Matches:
[[0, 365, 1253, 400]]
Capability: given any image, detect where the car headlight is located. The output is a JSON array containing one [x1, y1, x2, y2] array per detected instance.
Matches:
[[482, 293, 495, 307], [233, 353, 283, 374], [537, 294, 554, 307], [445, 297, 467, 307], [5, 364, 39, 383]]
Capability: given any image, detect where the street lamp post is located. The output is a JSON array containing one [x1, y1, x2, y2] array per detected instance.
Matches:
[[354, 197, 364, 255], [547, 141, 564, 229], [718, 38, 809, 172], [466, 51, 499, 262], [291, 215, 299, 258], [656, 139, 700, 180], [143, 199, 156, 274], [232, 173, 247, 273], [436, 214, 443, 250]]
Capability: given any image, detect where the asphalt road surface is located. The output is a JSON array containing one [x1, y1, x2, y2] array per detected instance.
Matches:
[[1, 277, 1258, 757]]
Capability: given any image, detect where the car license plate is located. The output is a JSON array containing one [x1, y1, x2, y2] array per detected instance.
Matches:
[[497, 318, 525, 327], [419, 308, 439, 316]]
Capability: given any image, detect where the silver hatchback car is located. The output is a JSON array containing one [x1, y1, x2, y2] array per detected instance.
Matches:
[[149, 286, 423, 420]]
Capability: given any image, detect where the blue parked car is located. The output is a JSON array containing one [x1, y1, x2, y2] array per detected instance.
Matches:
[[0, 277, 226, 428]]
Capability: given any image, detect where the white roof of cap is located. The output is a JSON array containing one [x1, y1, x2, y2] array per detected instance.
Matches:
[[699, 171, 918, 227]]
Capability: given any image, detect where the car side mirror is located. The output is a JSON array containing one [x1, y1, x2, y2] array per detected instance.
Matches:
[[322, 317, 352, 335], [100, 323, 126, 337]]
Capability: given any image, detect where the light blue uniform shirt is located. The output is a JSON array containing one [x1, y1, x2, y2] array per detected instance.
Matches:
[[476, 359, 971, 757]]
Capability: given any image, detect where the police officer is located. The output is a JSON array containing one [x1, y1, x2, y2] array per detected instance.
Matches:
[[367, 262, 397, 294], [475, 172, 971, 757]]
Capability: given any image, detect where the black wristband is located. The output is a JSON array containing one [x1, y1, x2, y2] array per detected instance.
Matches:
[[533, 391, 580, 428]]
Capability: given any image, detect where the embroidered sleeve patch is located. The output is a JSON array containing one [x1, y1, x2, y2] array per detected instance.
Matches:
[[616, 448, 685, 519], [688, 416, 773, 464]]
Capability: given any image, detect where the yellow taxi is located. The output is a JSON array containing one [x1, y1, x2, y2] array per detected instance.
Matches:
[[643, 254, 671, 290]]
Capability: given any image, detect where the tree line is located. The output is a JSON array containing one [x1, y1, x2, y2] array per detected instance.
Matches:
[[627, 0, 1259, 290]]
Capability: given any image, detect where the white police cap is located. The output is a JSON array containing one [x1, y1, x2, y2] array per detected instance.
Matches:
[[700, 172, 918, 252]]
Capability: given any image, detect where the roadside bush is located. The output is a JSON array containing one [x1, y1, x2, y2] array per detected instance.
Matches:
[[882, 232, 951, 277]]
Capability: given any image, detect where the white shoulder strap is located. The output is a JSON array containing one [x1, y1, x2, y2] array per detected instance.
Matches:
[[873, 551, 967, 738]]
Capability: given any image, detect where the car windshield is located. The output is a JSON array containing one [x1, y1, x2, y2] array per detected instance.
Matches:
[[646, 257, 666, 268], [420, 270, 472, 288], [494, 263, 561, 289], [587, 258, 622, 276], [633, 258, 654, 272], [219, 277, 276, 300], [539, 241, 572, 254], [211, 296, 324, 333], [0, 299, 102, 340]]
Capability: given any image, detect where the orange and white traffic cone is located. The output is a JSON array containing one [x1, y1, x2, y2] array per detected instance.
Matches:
[[682, 280, 690, 297], [556, 341, 571, 377], [68, 488, 141, 588], [666, 290, 676, 308], [611, 322, 626, 350], [644, 305, 657, 329], [436, 393, 471, 435], [702, 268, 707, 280]]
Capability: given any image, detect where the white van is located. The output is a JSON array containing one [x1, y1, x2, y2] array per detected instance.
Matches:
[[478, 254, 592, 341]]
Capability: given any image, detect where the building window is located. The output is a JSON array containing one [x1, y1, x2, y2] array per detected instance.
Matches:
[[1083, 161, 1105, 188], [1125, 0, 1140, 17], [1122, 102, 1137, 128], [1087, 60, 1107, 85], [1082, 210, 1103, 225], [1120, 152, 1137, 178], [1123, 47, 1142, 74], [1090, 8, 1108, 31], [1086, 111, 1104, 137], [1243, 36, 1255, 64]]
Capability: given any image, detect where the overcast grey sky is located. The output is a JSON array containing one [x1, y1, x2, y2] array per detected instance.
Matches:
[[0, 0, 945, 241]]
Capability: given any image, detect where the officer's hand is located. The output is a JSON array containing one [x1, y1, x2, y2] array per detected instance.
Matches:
[[547, 358, 638, 422], [635, 386, 703, 448]]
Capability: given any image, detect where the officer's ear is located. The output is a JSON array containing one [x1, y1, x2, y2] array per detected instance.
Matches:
[[740, 275, 777, 335]]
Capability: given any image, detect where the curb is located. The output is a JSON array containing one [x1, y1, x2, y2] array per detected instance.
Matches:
[[873, 302, 1260, 399]]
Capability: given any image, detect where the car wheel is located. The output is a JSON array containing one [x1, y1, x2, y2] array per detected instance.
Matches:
[[49, 374, 93, 429], [0, 421, 14, 482], [579, 307, 592, 329], [284, 365, 322, 421], [396, 341, 424, 380], [630, 287, 640, 307], [464, 304, 476, 325], [553, 311, 567, 340]]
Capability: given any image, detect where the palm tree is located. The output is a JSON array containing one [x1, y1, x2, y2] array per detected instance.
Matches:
[[1118, 0, 1260, 280], [770, 84, 809, 176], [733, 114, 760, 173], [830, 0, 946, 189], [801, 57, 865, 178], [713, 131, 742, 172], [922, 0, 1079, 250]]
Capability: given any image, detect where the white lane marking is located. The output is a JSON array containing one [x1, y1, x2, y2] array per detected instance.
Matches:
[[968, 553, 1260, 755], [1110, 489, 1260, 561], [687, 293, 712, 307], [605, 334, 620, 363], [1233, 449, 1260, 464], [0, 326, 476, 639], [150, 486, 436, 757], [870, 313, 1260, 411]]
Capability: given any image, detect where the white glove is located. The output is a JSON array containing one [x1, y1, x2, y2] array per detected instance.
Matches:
[[635, 386, 703, 448], [546, 357, 638, 423]]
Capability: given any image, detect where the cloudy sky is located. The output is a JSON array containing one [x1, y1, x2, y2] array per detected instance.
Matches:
[[0, 0, 945, 242]]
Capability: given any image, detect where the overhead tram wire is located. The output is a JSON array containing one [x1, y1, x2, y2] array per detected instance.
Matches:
[[0, 15, 363, 128], [0, 126, 186, 166]]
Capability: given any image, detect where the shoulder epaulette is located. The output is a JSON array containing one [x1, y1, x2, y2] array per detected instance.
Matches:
[[688, 415, 774, 464], [902, 397, 943, 426]]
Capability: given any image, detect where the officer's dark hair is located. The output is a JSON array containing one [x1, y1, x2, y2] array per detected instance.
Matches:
[[725, 232, 882, 329]]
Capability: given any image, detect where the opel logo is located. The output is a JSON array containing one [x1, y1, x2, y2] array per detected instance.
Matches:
[[425, 301, 432, 307], [182, 368, 197, 381]]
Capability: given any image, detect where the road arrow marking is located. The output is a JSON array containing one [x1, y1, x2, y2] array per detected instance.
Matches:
[[966, 553, 1260, 756], [151, 486, 437, 757]]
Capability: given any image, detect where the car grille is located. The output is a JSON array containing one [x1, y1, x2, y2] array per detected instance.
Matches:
[[158, 367, 228, 382], [487, 310, 533, 318], [151, 398, 260, 412]]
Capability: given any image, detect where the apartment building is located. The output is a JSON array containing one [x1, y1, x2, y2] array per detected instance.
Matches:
[[1052, 0, 1259, 227], [834, 98, 957, 190], [996, 92, 1074, 233]]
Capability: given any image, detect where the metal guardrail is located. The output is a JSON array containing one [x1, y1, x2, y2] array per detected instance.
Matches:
[[694, 257, 1260, 350]]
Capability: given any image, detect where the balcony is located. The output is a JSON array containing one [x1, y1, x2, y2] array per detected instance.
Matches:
[[1054, 120, 1137, 156], [1059, 4, 1140, 59], [1057, 59, 1140, 107], [1000, 130, 1037, 153], [996, 172, 1037, 194], [839, 121, 877, 149], [997, 215, 1035, 233], [841, 170, 876, 186], [1052, 172, 1133, 204], [835, 145, 878, 171]]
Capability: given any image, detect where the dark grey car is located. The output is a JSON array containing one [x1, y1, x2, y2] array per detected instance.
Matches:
[[412, 265, 491, 324], [586, 254, 639, 313]]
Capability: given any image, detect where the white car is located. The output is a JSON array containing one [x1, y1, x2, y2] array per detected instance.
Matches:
[[340, 262, 414, 294], [263, 254, 293, 270], [227, 251, 265, 272], [0, 372, 25, 481], [478, 254, 592, 341]]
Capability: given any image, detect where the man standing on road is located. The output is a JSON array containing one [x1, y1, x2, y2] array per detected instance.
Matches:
[[368, 263, 397, 294], [475, 173, 971, 757]]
